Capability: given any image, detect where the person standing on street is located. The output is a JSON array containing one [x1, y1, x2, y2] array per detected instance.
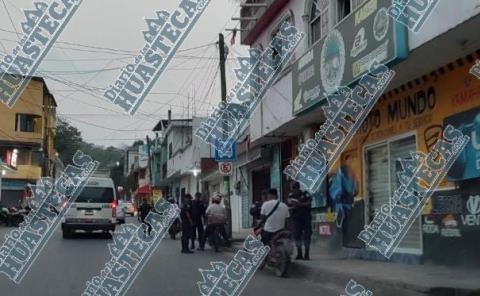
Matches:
[[259, 188, 290, 247], [139, 199, 153, 235], [250, 189, 268, 228], [191, 192, 206, 251], [180, 194, 194, 254], [288, 181, 312, 260], [204, 193, 230, 252]]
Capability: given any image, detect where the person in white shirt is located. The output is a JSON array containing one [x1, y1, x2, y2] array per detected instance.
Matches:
[[260, 188, 290, 246], [204, 193, 230, 251]]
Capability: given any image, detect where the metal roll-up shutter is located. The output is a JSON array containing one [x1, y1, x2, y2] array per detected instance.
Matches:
[[366, 145, 390, 221], [389, 135, 421, 253]]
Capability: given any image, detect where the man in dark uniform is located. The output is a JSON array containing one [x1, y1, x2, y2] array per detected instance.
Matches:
[[288, 181, 312, 260], [191, 192, 206, 250], [180, 194, 194, 254]]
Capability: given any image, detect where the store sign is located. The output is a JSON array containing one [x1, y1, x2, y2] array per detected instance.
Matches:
[[5, 149, 18, 169], [292, 0, 407, 115], [218, 162, 233, 176], [461, 195, 480, 227]]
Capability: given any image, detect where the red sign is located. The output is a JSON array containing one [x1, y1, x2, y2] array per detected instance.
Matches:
[[219, 162, 233, 176]]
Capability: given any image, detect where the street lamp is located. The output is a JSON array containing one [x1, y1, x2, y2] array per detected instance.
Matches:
[[191, 168, 200, 177]]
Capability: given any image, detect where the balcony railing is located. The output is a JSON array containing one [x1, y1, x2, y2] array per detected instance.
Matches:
[[238, 0, 290, 45]]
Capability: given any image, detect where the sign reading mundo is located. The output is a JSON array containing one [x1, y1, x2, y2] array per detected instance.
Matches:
[[292, 0, 407, 115]]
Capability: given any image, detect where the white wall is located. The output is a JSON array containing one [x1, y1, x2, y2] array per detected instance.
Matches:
[[166, 117, 210, 179], [248, 0, 311, 142], [409, 0, 480, 50]]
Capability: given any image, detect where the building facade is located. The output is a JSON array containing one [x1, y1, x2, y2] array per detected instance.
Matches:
[[152, 116, 210, 204], [232, 0, 480, 266], [0, 77, 58, 206]]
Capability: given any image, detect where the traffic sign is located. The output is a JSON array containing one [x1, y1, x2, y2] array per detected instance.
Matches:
[[214, 139, 237, 161], [219, 162, 233, 176]]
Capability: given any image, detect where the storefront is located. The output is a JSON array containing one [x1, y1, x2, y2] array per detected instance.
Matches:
[[330, 54, 480, 266]]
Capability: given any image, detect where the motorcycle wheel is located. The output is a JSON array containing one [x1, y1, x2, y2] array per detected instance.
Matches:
[[274, 247, 290, 277]]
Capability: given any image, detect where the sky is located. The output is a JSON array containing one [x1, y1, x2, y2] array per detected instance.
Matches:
[[0, 0, 247, 148]]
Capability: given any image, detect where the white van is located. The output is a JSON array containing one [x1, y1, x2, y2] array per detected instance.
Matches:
[[62, 177, 118, 238]]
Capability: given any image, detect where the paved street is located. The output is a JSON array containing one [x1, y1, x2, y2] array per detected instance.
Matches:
[[0, 217, 337, 296]]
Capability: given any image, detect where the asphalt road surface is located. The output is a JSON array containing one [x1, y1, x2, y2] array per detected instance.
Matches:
[[0, 217, 337, 296]]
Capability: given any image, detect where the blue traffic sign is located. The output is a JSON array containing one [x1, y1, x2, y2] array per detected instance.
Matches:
[[214, 139, 237, 161]]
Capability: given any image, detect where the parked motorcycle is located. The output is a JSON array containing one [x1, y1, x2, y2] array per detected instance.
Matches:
[[255, 228, 294, 277], [0, 207, 9, 226], [4, 207, 29, 227], [207, 224, 227, 252]]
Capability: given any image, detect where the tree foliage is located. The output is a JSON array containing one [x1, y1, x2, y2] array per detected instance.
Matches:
[[54, 119, 136, 194]]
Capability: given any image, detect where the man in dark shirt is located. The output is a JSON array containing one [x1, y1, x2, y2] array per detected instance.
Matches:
[[191, 192, 206, 250], [180, 194, 194, 254], [288, 181, 312, 260], [139, 199, 153, 235]]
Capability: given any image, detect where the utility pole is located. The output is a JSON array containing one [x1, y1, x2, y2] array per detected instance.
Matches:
[[146, 135, 153, 204], [219, 33, 232, 238]]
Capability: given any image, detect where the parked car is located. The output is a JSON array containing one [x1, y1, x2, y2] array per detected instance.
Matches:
[[61, 177, 118, 238], [116, 201, 126, 224]]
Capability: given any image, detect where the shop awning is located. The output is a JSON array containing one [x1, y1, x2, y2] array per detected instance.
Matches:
[[1, 179, 28, 191]]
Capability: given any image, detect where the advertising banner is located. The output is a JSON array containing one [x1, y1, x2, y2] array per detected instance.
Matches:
[[292, 0, 408, 115], [444, 106, 480, 181]]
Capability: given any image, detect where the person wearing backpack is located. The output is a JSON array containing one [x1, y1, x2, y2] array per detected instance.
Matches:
[[288, 181, 312, 260]]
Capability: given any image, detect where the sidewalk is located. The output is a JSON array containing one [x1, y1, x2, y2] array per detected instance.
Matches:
[[229, 233, 480, 296]]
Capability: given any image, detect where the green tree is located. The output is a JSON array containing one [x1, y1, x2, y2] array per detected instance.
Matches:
[[55, 119, 83, 164]]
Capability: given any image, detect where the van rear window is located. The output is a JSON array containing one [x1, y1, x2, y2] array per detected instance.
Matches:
[[75, 187, 114, 203]]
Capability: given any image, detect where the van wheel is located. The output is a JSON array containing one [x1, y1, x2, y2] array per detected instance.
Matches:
[[63, 229, 73, 239]]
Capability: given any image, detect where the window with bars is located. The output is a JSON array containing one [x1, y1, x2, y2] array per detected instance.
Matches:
[[351, 0, 368, 10], [310, 0, 329, 45], [337, 0, 351, 22]]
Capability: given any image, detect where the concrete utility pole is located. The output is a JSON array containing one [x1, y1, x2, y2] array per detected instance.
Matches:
[[219, 33, 232, 238], [146, 135, 153, 203]]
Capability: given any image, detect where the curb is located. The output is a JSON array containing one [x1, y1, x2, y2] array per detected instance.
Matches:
[[228, 242, 478, 296], [292, 261, 478, 296]]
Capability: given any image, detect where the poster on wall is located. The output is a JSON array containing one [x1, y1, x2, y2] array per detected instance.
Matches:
[[311, 178, 327, 208], [444, 106, 480, 181]]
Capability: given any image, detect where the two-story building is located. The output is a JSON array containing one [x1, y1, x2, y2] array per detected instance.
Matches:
[[152, 114, 211, 204], [231, 0, 480, 267], [0, 76, 58, 206]]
